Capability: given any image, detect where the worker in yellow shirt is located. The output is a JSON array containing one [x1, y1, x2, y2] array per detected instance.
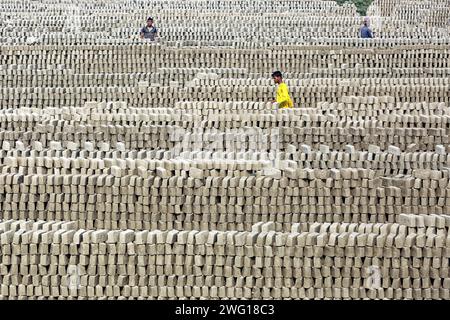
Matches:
[[272, 71, 293, 109]]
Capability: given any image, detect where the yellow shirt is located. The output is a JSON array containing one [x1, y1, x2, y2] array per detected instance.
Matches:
[[276, 82, 293, 108]]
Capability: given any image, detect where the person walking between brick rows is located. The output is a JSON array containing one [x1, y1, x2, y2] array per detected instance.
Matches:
[[272, 71, 293, 109], [140, 17, 158, 40], [360, 18, 373, 39]]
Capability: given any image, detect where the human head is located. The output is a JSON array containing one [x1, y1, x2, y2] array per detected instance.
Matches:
[[147, 17, 154, 27], [272, 71, 283, 84], [363, 17, 370, 27]]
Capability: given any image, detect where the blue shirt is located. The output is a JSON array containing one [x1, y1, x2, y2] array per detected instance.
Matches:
[[360, 26, 373, 38], [140, 26, 158, 40]]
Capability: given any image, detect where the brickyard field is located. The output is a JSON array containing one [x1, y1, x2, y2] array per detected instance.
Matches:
[[0, 0, 449, 300]]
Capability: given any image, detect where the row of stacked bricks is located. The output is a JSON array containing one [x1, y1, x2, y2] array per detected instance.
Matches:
[[0, 218, 449, 299], [1, 152, 450, 231], [0, 48, 449, 109], [1, 0, 448, 45], [1, 98, 450, 152]]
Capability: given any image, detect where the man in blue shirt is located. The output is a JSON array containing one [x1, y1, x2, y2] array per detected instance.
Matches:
[[360, 20, 373, 39], [140, 17, 158, 40]]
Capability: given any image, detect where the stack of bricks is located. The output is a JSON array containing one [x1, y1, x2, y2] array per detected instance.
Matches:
[[0, 0, 360, 45], [1, 0, 448, 46], [1, 99, 450, 152], [0, 70, 448, 109], [2, 151, 450, 231], [1, 46, 449, 80], [369, 0, 450, 28], [1, 219, 449, 300]]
